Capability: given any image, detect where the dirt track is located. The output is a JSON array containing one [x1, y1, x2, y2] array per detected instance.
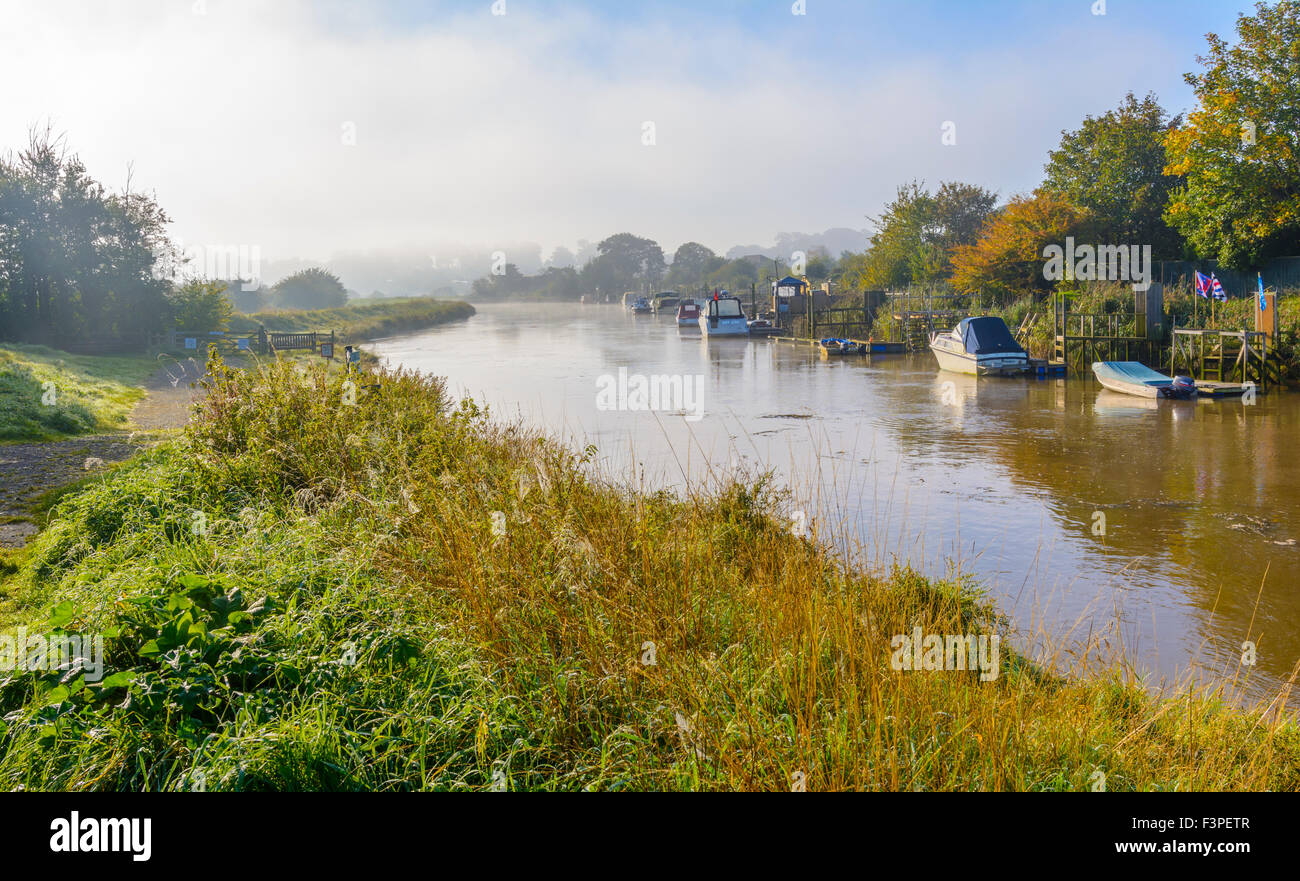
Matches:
[[0, 359, 207, 548]]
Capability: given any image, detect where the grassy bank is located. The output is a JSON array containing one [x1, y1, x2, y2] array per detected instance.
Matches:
[[0, 352, 1295, 791], [0, 345, 158, 442], [229, 297, 475, 342]]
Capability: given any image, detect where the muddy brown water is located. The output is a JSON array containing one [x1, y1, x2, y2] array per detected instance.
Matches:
[[371, 302, 1300, 706]]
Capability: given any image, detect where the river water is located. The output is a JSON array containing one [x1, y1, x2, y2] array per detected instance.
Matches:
[[371, 302, 1300, 705]]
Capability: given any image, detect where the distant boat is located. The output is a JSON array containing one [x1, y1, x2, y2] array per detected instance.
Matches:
[[676, 299, 702, 328], [699, 295, 749, 337], [1092, 361, 1197, 399], [630, 296, 653, 314], [747, 317, 779, 337], [929, 317, 1030, 376], [653, 292, 681, 314], [818, 337, 865, 355]]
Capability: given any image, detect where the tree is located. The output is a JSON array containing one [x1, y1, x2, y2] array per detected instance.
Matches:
[[169, 279, 234, 330], [861, 181, 998, 288], [932, 182, 1000, 251], [269, 267, 348, 310], [805, 252, 834, 282], [706, 257, 759, 292], [221, 279, 267, 313], [583, 233, 665, 293], [546, 245, 576, 268], [0, 127, 171, 342], [1043, 92, 1185, 256], [1164, 1, 1300, 268], [668, 241, 723, 285], [949, 192, 1093, 300]]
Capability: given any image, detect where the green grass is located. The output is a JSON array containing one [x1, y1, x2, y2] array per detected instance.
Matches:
[[228, 298, 475, 342], [0, 345, 158, 442], [0, 350, 1295, 791]]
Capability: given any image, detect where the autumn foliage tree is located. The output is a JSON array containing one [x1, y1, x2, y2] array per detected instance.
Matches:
[[1164, 0, 1300, 268], [949, 193, 1093, 301]]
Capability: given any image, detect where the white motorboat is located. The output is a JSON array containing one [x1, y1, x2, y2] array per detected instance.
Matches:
[[699, 295, 749, 337], [929, 317, 1031, 376]]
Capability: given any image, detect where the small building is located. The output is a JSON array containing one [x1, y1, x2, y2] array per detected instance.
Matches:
[[772, 275, 831, 318]]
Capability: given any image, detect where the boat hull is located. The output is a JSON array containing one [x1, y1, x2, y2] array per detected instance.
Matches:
[[1092, 361, 1196, 399], [929, 342, 1029, 376], [699, 316, 749, 336]]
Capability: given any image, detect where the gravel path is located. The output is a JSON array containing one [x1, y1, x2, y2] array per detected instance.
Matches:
[[129, 356, 208, 431], [0, 358, 208, 548]]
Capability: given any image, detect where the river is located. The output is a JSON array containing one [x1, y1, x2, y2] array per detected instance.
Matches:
[[371, 302, 1300, 706]]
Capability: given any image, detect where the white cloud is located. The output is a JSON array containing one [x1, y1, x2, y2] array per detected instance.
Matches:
[[0, 0, 1194, 265]]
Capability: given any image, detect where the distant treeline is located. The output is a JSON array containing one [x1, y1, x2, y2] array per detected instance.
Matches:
[[0, 128, 391, 348], [471, 234, 840, 303]]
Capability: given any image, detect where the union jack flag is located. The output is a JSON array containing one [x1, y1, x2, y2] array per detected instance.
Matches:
[[1194, 271, 1228, 302], [1210, 273, 1228, 302]]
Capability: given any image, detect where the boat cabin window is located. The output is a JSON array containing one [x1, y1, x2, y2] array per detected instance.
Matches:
[[711, 298, 743, 318]]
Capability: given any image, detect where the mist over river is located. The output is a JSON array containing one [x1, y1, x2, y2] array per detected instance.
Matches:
[[371, 302, 1300, 705]]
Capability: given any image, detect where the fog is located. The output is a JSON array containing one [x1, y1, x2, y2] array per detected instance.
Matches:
[[0, 0, 1250, 291]]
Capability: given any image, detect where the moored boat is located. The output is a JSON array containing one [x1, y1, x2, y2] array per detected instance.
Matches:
[[699, 295, 749, 337], [929, 317, 1031, 376], [653, 292, 681, 314], [818, 337, 865, 355], [1092, 361, 1197, 399], [630, 296, 653, 314], [676, 299, 702, 328]]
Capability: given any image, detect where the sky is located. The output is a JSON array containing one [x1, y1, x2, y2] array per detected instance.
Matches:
[[0, 0, 1261, 269]]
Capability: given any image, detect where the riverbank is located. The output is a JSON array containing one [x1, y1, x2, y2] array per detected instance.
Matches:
[[229, 297, 475, 342], [0, 350, 1294, 791]]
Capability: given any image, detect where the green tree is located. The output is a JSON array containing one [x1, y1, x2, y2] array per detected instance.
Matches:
[[1043, 92, 1185, 256], [667, 241, 723, 285], [1164, 1, 1300, 267], [583, 233, 665, 294], [706, 257, 758, 293], [862, 181, 997, 288], [221, 279, 267, 313], [0, 127, 171, 342], [169, 279, 234, 330], [270, 267, 348, 310], [932, 182, 999, 251]]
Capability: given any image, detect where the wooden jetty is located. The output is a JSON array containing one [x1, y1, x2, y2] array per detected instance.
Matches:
[[1051, 289, 1161, 373], [1169, 328, 1270, 392]]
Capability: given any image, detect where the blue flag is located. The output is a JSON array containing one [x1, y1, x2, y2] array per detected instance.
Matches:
[[1259, 274, 1269, 311]]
